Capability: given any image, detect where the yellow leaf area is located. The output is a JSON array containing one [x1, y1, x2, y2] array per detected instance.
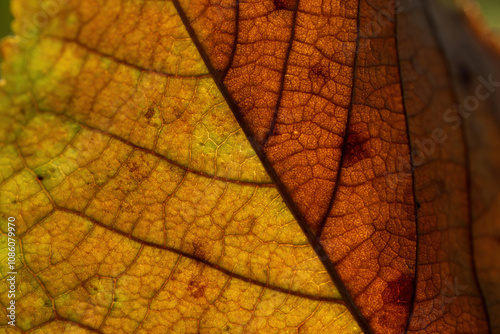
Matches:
[[0, 0, 361, 333]]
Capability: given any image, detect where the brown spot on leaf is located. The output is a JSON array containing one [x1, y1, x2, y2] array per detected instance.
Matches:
[[309, 63, 331, 82], [382, 274, 413, 306], [188, 279, 206, 299], [343, 125, 371, 167], [128, 162, 140, 173], [145, 107, 155, 119], [273, 0, 296, 10], [192, 241, 206, 260]]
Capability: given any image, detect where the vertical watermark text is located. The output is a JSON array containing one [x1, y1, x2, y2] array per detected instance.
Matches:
[[4, 216, 17, 326]]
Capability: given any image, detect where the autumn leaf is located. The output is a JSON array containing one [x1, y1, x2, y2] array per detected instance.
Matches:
[[1, 0, 500, 333]]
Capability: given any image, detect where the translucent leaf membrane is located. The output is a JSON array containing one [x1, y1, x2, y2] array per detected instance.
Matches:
[[1, 0, 499, 333]]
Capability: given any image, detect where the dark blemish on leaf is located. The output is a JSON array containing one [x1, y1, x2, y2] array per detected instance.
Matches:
[[382, 274, 413, 306], [188, 279, 206, 299], [309, 63, 331, 82], [343, 126, 371, 167], [273, 0, 296, 10], [416, 202, 421, 210], [128, 162, 140, 173], [37, 175, 44, 181], [84, 281, 98, 293], [458, 63, 472, 86], [145, 107, 155, 119], [127, 161, 148, 182], [192, 241, 206, 261], [44, 300, 52, 307]]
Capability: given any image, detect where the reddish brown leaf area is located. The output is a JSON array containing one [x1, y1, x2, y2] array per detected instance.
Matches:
[[176, 0, 498, 333], [228, 0, 359, 231], [382, 274, 413, 306], [318, 0, 417, 331]]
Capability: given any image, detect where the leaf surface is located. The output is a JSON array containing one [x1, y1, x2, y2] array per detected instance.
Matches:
[[1, 0, 500, 333]]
